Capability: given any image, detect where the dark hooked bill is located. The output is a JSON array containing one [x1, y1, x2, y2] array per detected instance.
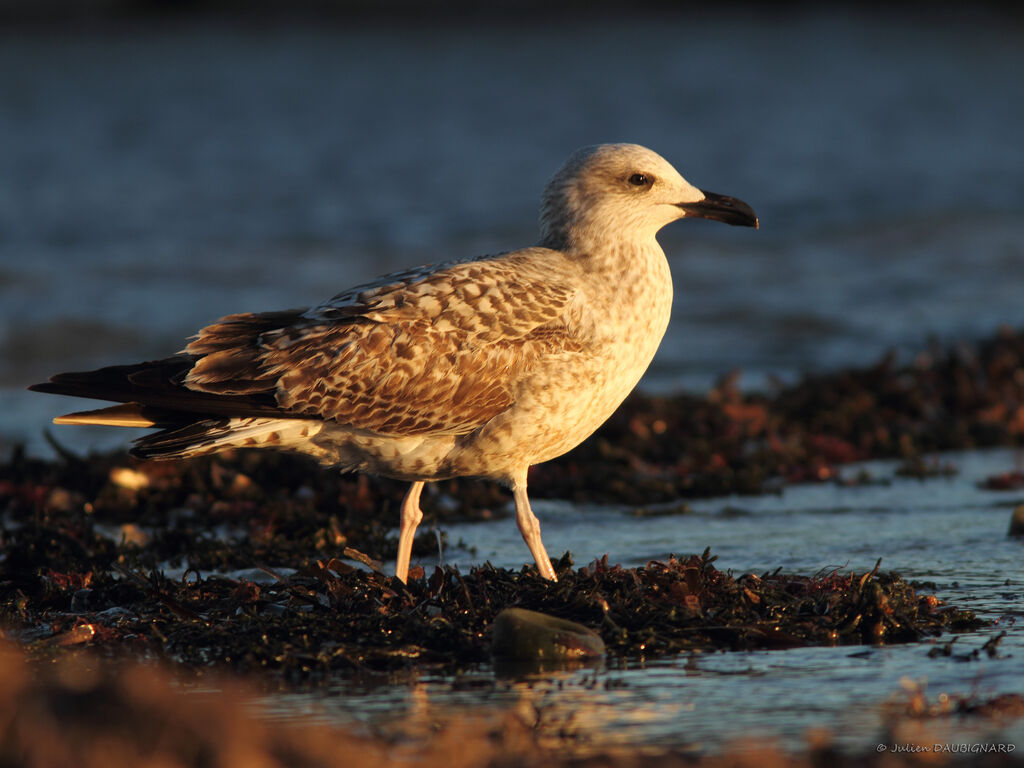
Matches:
[[677, 191, 759, 228]]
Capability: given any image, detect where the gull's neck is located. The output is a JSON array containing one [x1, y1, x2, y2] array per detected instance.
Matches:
[[541, 226, 665, 275]]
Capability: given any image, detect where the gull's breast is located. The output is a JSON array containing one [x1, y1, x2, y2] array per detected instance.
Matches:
[[448, 242, 674, 478]]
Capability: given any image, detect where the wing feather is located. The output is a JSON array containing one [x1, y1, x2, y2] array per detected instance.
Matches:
[[184, 249, 586, 436]]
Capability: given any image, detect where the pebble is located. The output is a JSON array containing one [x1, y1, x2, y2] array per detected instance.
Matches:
[[491, 607, 605, 660]]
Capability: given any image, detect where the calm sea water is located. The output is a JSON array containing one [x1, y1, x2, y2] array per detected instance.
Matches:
[[3, 7, 1024, 452], [2, 7, 1023, 755]]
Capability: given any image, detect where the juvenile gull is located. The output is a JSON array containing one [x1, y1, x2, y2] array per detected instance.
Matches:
[[30, 144, 758, 582]]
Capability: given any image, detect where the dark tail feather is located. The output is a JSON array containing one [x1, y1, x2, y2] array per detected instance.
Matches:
[[29, 357, 286, 420], [30, 357, 194, 407], [130, 418, 232, 460]]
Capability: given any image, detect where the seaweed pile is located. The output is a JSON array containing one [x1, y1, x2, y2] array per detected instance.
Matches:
[[3, 328, 1019, 673], [1, 492, 982, 676]]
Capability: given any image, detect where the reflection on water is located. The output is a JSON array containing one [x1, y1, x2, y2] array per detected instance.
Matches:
[[249, 449, 1024, 754], [253, 635, 1023, 756]]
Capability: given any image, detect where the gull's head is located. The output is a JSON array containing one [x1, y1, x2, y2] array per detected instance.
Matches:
[[539, 143, 758, 252]]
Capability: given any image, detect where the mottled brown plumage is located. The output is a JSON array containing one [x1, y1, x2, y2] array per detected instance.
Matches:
[[30, 144, 757, 582], [184, 252, 583, 437]]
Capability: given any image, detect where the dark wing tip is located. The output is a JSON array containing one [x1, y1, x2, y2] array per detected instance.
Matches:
[[27, 374, 88, 395]]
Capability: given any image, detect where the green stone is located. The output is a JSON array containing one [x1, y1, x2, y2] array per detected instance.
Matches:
[[491, 608, 605, 660]]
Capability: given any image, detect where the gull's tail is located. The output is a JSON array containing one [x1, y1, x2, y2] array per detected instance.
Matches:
[[28, 358, 318, 460]]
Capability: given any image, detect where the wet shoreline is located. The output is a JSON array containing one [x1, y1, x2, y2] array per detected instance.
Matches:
[[3, 328, 1023, 764]]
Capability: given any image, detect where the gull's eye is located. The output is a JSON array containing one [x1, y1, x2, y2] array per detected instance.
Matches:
[[628, 173, 653, 188]]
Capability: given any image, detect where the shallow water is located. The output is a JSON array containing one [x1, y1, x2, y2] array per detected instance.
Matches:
[[244, 448, 1024, 754]]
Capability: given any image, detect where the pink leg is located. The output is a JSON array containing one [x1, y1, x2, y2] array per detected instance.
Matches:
[[395, 481, 425, 583], [512, 480, 557, 581]]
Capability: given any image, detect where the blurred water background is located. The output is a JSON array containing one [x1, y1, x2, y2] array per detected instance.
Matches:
[[2, 3, 1023, 455], [2, 3, 1024, 756]]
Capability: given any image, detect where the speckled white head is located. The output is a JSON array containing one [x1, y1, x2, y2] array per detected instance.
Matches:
[[539, 143, 757, 252]]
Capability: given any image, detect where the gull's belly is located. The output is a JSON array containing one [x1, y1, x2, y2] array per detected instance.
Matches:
[[506, 357, 642, 464], [450, 324, 669, 479], [313, 344, 655, 483]]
